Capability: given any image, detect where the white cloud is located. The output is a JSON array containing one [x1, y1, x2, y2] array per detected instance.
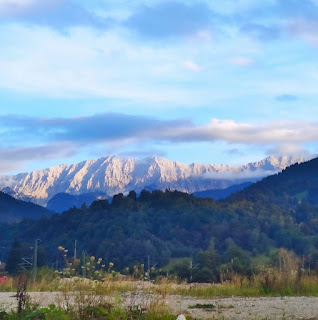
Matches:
[[288, 19, 318, 47], [0, 114, 317, 174], [0, 25, 197, 103], [267, 144, 313, 158], [0, 0, 53, 15], [2, 114, 318, 147], [0, 0, 35, 8], [231, 57, 254, 66], [182, 60, 202, 72], [0, 24, 247, 109], [158, 118, 318, 145], [0, 142, 76, 174], [195, 30, 212, 41], [200, 169, 280, 181]]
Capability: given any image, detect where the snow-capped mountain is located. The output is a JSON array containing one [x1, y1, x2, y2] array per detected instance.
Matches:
[[0, 155, 306, 206]]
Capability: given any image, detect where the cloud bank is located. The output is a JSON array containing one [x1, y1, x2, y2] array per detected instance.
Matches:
[[0, 113, 316, 173], [2, 114, 318, 145], [125, 1, 216, 39], [0, 0, 110, 30], [1, 0, 318, 46]]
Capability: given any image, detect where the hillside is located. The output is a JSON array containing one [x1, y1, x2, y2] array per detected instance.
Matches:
[[228, 156, 318, 206], [0, 191, 52, 223], [0, 155, 305, 206], [193, 182, 253, 200], [46, 192, 109, 213]]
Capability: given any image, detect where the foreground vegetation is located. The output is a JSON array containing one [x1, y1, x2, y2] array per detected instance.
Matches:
[[1, 269, 318, 320], [1, 263, 318, 297]]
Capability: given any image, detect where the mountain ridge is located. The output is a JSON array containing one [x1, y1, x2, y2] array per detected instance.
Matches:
[[0, 190, 52, 223], [0, 155, 307, 206]]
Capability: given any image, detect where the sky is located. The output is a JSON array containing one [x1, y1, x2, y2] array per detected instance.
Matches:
[[0, 0, 318, 174]]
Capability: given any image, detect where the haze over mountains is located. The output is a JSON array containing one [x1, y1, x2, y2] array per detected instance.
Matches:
[[0, 155, 306, 208]]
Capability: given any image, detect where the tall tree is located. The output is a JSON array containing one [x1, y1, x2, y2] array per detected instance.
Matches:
[[6, 239, 23, 274]]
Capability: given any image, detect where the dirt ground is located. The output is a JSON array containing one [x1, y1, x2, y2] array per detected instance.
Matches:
[[1, 292, 318, 319]]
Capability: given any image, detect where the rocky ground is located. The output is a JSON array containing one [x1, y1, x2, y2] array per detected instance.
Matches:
[[1, 292, 318, 319]]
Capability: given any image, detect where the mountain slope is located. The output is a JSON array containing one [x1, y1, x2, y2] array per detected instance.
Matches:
[[0, 155, 306, 206], [193, 182, 253, 200], [228, 156, 318, 206], [0, 191, 52, 223], [46, 192, 109, 213]]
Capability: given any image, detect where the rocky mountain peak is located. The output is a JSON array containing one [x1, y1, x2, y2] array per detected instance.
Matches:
[[0, 155, 308, 206]]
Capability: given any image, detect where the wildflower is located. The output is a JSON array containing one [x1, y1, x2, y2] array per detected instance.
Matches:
[[90, 256, 95, 262], [109, 262, 114, 268]]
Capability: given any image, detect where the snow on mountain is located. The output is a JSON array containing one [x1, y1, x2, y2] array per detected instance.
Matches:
[[0, 155, 306, 206]]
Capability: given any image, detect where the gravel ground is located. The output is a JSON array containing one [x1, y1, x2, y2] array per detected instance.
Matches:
[[1, 292, 318, 319], [165, 295, 318, 319]]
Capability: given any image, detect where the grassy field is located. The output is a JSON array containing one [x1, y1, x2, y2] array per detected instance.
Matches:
[[1, 268, 318, 319], [2, 267, 318, 297]]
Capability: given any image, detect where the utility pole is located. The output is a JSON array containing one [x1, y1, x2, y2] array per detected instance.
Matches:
[[82, 251, 86, 278], [190, 258, 193, 283], [74, 240, 77, 261]]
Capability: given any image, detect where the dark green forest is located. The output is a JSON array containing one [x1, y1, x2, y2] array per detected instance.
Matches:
[[1, 157, 318, 281], [0, 191, 52, 222]]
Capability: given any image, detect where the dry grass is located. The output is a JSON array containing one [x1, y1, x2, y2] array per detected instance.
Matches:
[[1, 267, 318, 299], [151, 270, 318, 298]]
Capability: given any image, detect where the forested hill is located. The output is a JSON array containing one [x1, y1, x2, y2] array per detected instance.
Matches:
[[0, 191, 52, 223], [6, 186, 318, 276], [227, 156, 318, 206]]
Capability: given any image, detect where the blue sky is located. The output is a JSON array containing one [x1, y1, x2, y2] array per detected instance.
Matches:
[[0, 0, 318, 174]]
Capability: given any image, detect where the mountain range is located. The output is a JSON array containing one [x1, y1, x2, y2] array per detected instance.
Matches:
[[0, 155, 306, 208]]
